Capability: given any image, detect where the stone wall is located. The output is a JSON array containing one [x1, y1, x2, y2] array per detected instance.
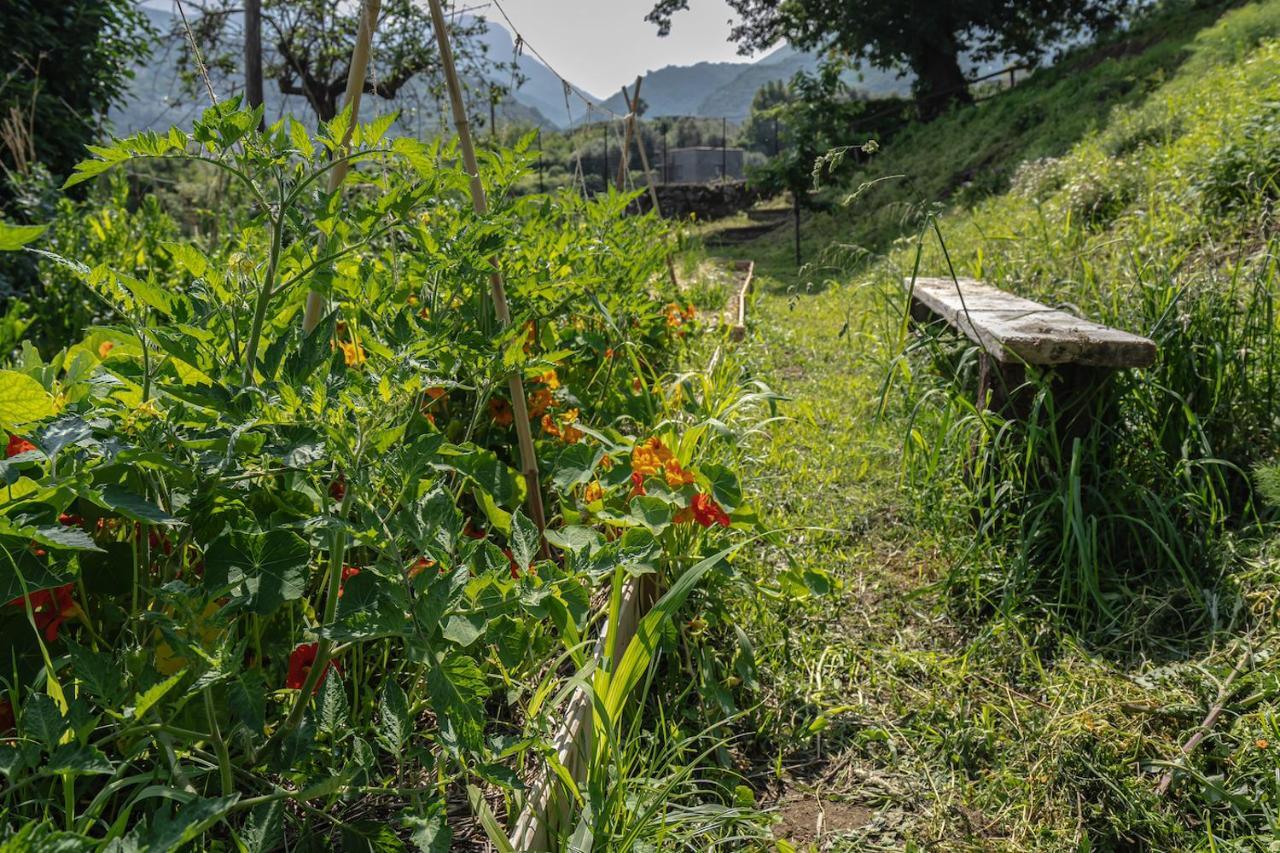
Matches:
[[629, 181, 765, 222]]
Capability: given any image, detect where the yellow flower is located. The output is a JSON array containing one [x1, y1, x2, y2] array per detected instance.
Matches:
[[584, 481, 604, 503], [339, 340, 366, 367], [538, 370, 560, 390]]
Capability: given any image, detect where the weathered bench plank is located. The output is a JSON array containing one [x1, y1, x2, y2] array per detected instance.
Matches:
[[905, 277, 1156, 369]]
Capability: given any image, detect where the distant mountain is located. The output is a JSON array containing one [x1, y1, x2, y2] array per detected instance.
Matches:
[[597, 45, 1012, 122]]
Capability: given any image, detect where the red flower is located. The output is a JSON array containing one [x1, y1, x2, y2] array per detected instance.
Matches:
[[57, 513, 84, 527], [630, 471, 647, 497], [690, 493, 731, 528], [6, 584, 79, 642], [286, 643, 341, 692], [5, 435, 35, 458], [329, 476, 347, 501], [338, 565, 360, 598], [0, 697, 14, 735]]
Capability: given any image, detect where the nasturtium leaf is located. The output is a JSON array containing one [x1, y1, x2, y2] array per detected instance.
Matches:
[[204, 529, 310, 615], [96, 485, 178, 525], [426, 653, 487, 755], [628, 496, 673, 533], [509, 509, 539, 572], [543, 525, 601, 556], [377, 679, 409, 754], [442, 446, 515, 505], [699, 463, 743, 511], [441, 614, 484, 648], [403, 800, 452, 853], [550, 443, 603, 491], [0, 222, 47, 251], [0, 370, 54, 426]]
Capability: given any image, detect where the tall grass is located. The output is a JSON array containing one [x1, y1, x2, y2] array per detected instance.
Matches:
[[875, 10, 1280, 638]]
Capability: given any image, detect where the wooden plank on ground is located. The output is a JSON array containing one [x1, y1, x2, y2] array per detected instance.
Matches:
[[904, 276, 1156, 368]]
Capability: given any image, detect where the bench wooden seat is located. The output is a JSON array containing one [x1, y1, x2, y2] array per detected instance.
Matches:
[[905, 277, 1157, 442], [906, 277, 1156, 369]]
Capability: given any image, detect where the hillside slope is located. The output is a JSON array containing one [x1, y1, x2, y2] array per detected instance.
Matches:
[[697, 1, 1280, 847]]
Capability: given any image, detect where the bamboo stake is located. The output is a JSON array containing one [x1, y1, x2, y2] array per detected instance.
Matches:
[[615, 77, 642, 192], [426, 0, 548, 537], [620, 80, 679, 290], [301, 0, 382, 335]]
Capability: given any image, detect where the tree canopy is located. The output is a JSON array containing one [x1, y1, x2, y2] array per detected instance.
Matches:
[[0, 0, 153, 199], [180, 0, 506, 121], [647, 0, 1133, 118]]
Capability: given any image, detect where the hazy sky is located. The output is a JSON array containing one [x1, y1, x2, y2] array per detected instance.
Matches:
[[483, 0, 756, 98]]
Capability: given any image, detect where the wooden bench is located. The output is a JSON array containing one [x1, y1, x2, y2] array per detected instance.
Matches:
[[905, 277, 1156, 437]]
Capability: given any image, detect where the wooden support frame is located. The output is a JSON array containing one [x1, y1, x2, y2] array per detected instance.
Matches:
[[426, 0, 548, 537]]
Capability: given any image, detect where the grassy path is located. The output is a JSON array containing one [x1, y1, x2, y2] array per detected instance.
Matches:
[[704, 253, 1221, 851]]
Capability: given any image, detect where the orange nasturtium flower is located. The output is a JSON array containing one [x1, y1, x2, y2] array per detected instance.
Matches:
[[426, 386, 447, 401], [631, 437, 673, 477], [537, 370, 560, 390], [540, 414, 560, 439], [490, 397, 514, 427], [98, 340, 115, 358], [339, 340, 366, 367], [584, 481, 604, 503], [690, 492, 731, 528], [528, 388, 554, 420], [559, 409, 583, 444], [664, 458, 695, 488], [286, 643, 341, 692]]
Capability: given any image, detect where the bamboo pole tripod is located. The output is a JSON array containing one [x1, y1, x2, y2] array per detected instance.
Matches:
[[425, 0, 548, 537], [301, 0, 382, 335]]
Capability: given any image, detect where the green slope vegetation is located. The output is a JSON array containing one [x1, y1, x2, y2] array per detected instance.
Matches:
[[684, 0, 1280, 847]]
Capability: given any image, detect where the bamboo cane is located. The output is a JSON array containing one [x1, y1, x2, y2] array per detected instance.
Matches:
[[615, 77, 642, 191], [301, 0, 382, 335], [621, 79, 679, 290], [425, 0, 548, 537]]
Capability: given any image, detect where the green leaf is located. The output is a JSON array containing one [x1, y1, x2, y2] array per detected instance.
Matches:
[[426, 654, 487, 754], [142, 795, 240, 852], [0, 370, 54, 426], [403, 800, 452, 853], [95, 485, 178, 525], [204, 529, 311, 615], [376, 679, 409, 754], [441, 614, 484, 647], [509, 509, 539, 572], [66, 641, 125, 706], [699, 463, 742, 511], [543, 525, 601, 556], [317, 671, 349, 737], [550, 443, 603, 491], [45, 743, 113, 775], [0, 222, 47, 251], [131, 670, 185, 719], [628, 496, 673, 533], [30, 525, 101, 552], [21, 693, 64, 748]]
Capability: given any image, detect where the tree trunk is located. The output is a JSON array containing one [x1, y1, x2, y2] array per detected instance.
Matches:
[[911, 38, 972, 121], [243, 0, 264, 123]]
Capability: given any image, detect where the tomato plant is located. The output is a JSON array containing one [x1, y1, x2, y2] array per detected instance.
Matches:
[[0, 101, 753, 849]]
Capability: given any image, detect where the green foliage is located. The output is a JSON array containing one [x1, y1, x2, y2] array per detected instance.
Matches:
[[0, 103, 759, 846]]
